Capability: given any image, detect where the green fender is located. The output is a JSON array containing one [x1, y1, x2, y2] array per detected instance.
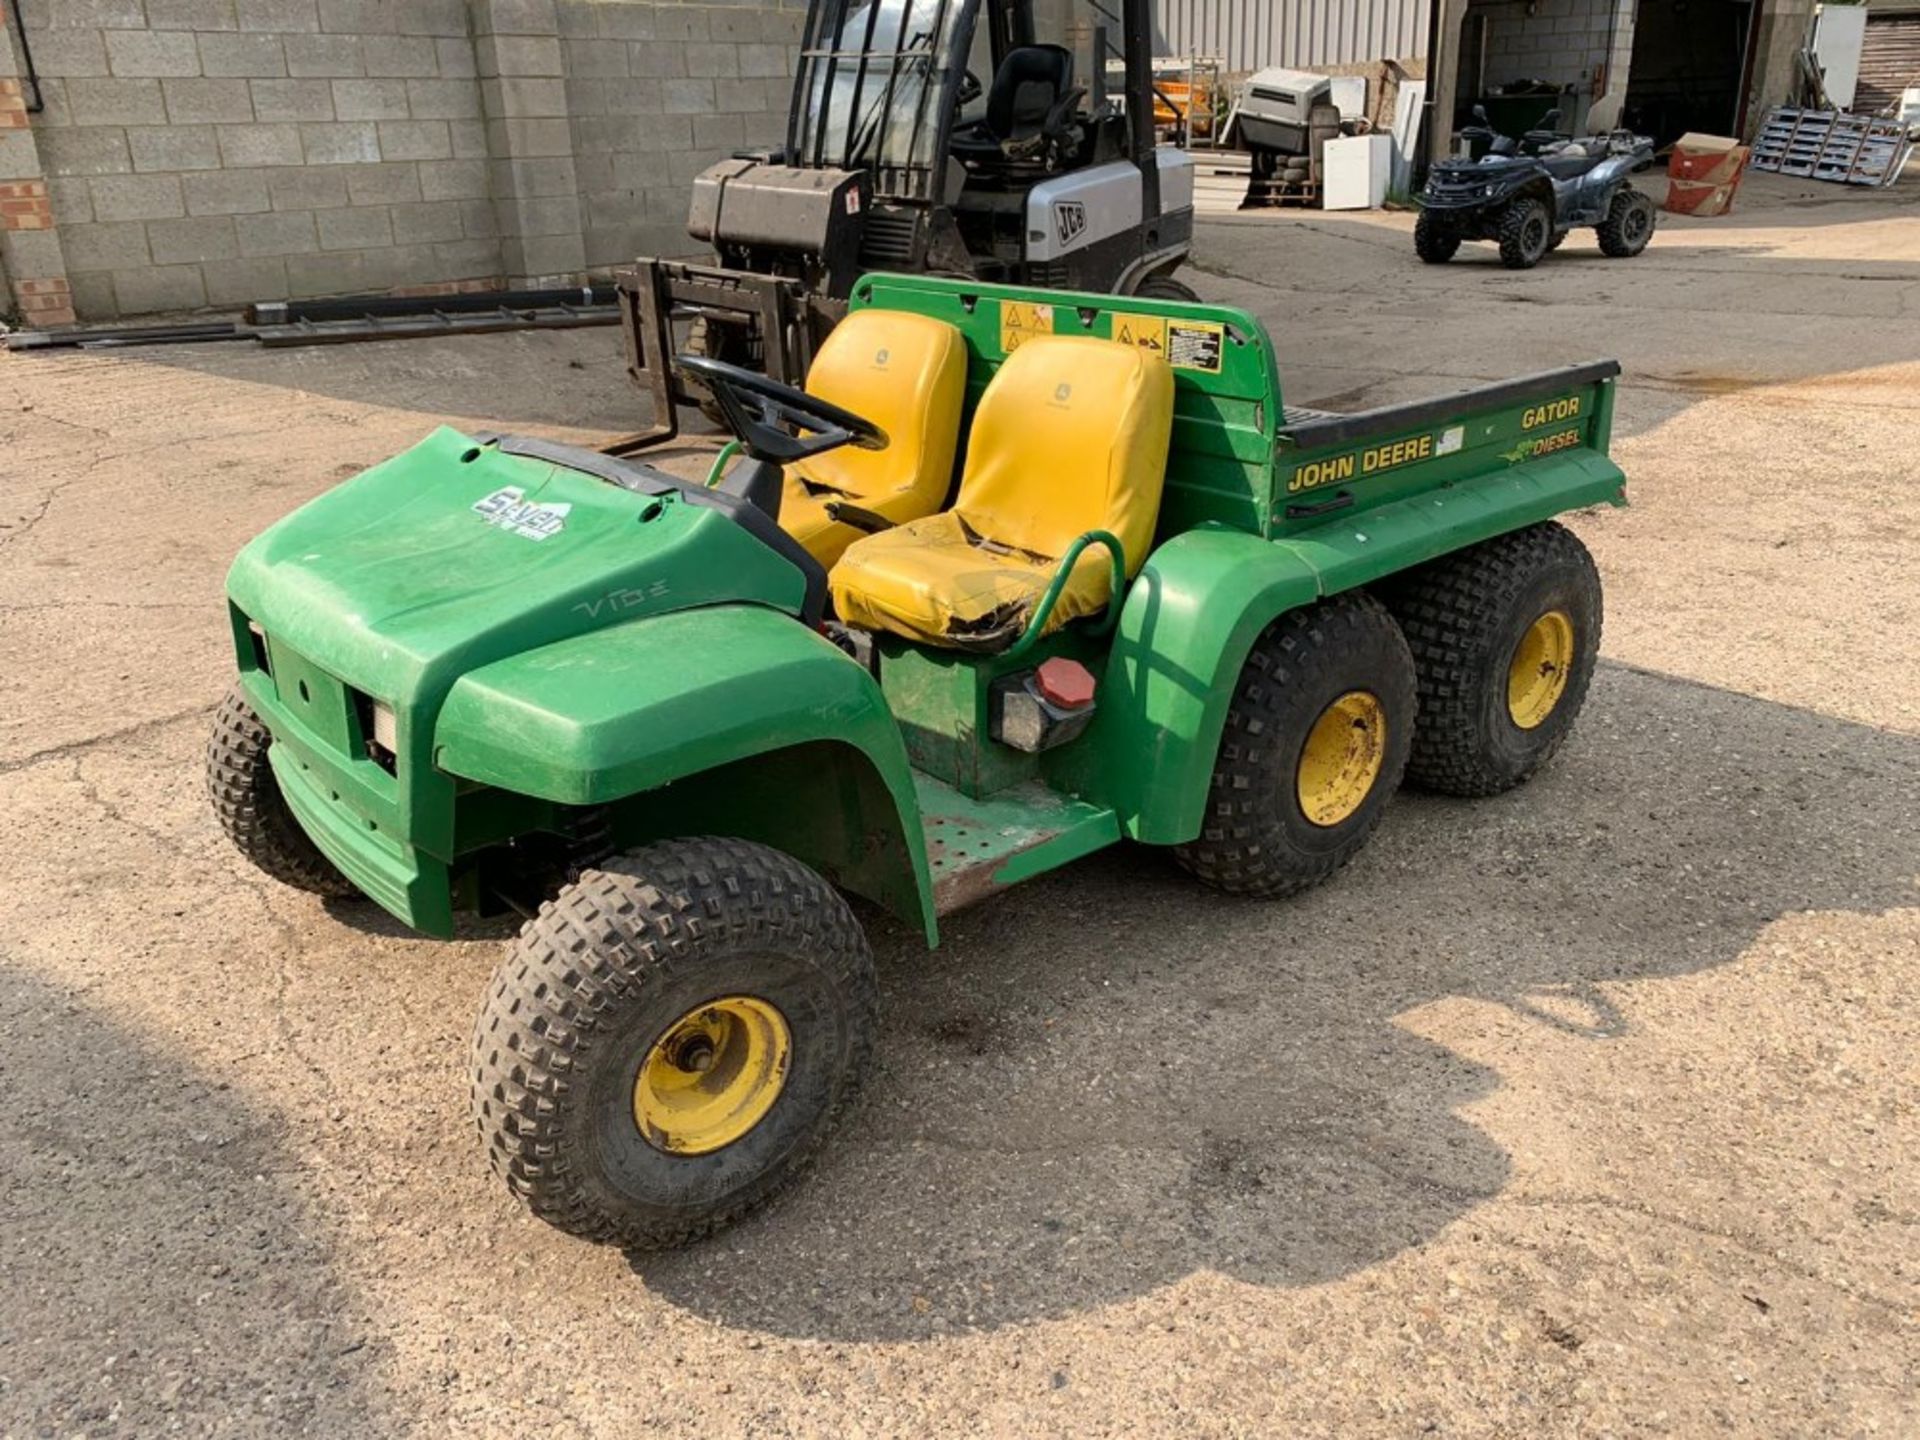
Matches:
[[434, 605, 937, 941], [1073, 449, 1626, 844]]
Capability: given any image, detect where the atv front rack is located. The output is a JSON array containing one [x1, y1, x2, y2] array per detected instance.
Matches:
[[605, 259, 837, 456]]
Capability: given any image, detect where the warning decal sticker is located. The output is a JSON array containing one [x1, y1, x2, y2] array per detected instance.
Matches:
[[999, 301, 1054, 354], [1166, 319, 1224, 373], [1111, 311, 1168, 358]]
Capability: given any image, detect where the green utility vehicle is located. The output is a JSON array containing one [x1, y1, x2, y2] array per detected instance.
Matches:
[[209, 275, 1624, 1248]]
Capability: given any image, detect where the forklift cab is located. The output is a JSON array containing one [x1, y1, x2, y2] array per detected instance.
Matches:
[[611, 0, 1194, 455], [778, 0, 1191, 289]]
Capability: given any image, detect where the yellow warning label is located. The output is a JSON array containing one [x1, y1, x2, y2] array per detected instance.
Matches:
[[999, 300, 1054, 353], [1111, 311, 1168, 357], [1166, 319, 1224, 373]]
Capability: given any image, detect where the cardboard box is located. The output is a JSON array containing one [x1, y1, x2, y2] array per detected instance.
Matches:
[[1665, 177, 1741, 217], [1669, 133, 1749, 186]]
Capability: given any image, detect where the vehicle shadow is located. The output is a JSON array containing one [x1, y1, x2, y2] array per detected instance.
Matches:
[[628, 660, 1919, 1340], [0, 966, 395, 1434]]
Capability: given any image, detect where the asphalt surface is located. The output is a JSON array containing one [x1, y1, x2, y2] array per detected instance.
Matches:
[[2, 170, 1915, 1437]]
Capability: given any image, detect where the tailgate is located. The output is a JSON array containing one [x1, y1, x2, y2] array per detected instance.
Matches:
[[1269, 360, 1623, 536]]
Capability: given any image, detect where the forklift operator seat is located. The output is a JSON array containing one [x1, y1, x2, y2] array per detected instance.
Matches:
[[829, 335, 1174, 651], [951, 44, 1076, 159], [780, 309, 968, 569]]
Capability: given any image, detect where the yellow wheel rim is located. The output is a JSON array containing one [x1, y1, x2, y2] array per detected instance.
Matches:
[[1507, 610, 1575, 730], [1295, 690, 1388, 828], [633, 996, 791, 1156]]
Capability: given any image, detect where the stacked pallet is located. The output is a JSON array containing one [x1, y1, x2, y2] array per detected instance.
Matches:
[[1749, 108, 1913, 187], [1184, 149, 1321, 213], [1188, 149, 1256, 214]]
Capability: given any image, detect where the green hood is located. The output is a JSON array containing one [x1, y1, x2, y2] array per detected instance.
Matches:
[[226, 426, 808, 707]]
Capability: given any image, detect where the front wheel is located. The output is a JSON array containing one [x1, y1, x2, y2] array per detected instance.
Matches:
[[1497, 197, 1552, 269], [470, 837, 876, 1249], [1175, 592, 1417, 897], [1414, 210, 1460, 263], [206, 685, 356, 898], [1376, 522, 1603, 797], [1596, 188, 1656, 257]]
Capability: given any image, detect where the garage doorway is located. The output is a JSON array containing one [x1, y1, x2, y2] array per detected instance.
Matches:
[[1622, 0, 1760, 145]]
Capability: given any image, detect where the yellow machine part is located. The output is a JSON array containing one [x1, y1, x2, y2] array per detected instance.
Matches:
[[632, 995, 792, 1155]]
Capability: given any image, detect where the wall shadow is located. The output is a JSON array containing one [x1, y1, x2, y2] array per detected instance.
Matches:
[[628, 661, 1919, 1340], [0, 966, 396, 1434]]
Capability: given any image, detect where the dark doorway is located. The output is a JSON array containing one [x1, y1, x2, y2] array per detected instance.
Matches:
[[1623, 0, 1757, 145]]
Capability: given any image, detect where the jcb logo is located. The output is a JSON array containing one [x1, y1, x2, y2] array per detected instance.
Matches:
[[1053, 200, 1087, 249]]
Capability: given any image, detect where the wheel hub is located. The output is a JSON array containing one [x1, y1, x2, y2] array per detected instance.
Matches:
[[1507, 610, 1575, 729], [1295, 690, 1387, 828], [633, 996, 791, 1155]]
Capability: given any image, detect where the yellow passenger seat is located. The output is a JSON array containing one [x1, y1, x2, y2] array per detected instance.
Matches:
[[830, 335, 1174, 650], [778, 309, 968, 569]]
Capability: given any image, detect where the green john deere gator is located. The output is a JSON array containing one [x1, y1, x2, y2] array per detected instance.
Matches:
[[209, 274, 1624, 1248]]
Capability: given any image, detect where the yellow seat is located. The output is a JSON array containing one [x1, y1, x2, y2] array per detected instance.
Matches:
[[830, 335, 1174, 649], [777, 309, 968, 569]]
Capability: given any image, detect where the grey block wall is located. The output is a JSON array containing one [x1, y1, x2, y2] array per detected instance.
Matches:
[[14, 0, 802, 318], [1468, 0, 1634, 131]]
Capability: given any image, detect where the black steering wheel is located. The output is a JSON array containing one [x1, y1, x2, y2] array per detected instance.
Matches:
[[673, 353, 888, 466]]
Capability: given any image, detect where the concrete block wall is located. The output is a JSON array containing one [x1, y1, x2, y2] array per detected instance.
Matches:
[[2, 0, 803, 320], [1, 25, 77, 324], [13, 0, 501, 318], [551, 0, 800, 274], [1472, 0, 1634, 131]]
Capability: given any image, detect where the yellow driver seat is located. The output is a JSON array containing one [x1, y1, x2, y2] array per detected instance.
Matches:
[[777, 309, 968, 569], [829, 335, 1174, 649]]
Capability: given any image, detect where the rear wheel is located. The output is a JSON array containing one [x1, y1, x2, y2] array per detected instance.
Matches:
[[470, 837, 876, 1249], [1377, 522, 1603, 797], [1414, 210, 1460, 263], [1175, 593, 1416, 897], [206, 685, 356, 898], [1497, 197, 1552, 269], [1130, 273, 1200, 303], [1596, 188, 1656, 257]]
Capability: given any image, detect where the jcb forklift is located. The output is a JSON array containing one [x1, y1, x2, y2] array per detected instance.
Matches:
[[611, 0, 1198, 449]]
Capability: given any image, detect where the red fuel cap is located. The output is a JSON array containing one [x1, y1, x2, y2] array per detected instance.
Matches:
[[1035, 657, 1096, 709]]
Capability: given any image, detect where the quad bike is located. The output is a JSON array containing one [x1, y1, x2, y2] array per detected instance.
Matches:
[[209, 275, 1626, 1250], [1415, 105, 1658, 270]]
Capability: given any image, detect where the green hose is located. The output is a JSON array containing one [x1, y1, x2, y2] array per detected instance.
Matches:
[[705, 440, 742, 488]]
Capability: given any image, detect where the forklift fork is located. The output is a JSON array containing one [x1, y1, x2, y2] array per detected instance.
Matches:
[[603, 259, 830, 457]]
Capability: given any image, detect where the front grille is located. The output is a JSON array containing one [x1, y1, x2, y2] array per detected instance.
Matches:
[[858, 210, 919, 267], [1426, 165, 1486, 197]]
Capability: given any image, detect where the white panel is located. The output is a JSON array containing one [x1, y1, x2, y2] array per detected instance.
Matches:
[[1025, 161, 1144, 261], [1156, 146, 1196, 209], [1813, 5, 1869, 111], [1321, 132, 1391, 209]]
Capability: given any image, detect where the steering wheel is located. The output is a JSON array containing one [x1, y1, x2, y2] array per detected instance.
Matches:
[[673, 353, 888, 466]]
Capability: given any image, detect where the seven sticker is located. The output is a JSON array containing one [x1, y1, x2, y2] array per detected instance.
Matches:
[[472, 486, 571, 541]]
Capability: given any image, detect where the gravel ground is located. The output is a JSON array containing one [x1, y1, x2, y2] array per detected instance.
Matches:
[[2, 170, 1915, 1438]]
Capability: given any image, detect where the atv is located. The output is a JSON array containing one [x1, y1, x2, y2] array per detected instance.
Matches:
[[1415, 106, 1657, 270], [209, 275, 1627, 1250]]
